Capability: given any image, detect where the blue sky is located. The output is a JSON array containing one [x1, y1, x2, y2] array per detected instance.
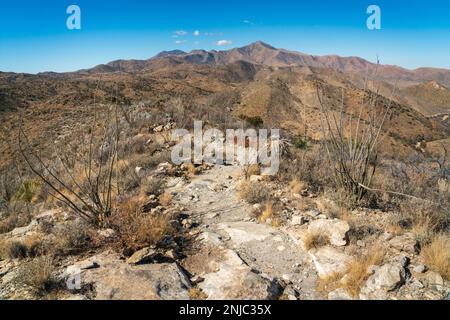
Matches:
[[0, 0, 449, 73]]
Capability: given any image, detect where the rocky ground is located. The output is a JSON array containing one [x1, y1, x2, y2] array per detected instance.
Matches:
[[1, 157, 448, 300]]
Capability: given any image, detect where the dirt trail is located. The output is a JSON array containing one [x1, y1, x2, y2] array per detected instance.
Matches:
[[169, 164, 320, 299]]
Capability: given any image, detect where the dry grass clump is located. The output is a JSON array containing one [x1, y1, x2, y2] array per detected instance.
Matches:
[[288, 178, 305, 195], [421, 234, 450, 280], [238, 181, 270, 204], [111, 197, 174, 252], [15, 255, 55, 292], [159, 191, 172, 207], [0, 240, 28, 259], [303, 232, 330, 250], [141, 176, 166, 196], [340, 245, 385, 297], [0, 234, 46, 260], [388, 199, 449, 244], [316, 245, 385, 298], [316, 272, 344, 297], [258, 202, 273, 223], [184, 163, 198, 176], [52, 220, 93, 255], [243, 164, 261, 179]]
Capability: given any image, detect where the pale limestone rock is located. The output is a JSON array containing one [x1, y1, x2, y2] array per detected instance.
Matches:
[[307, 219, 350, 247], [308, 246, 352, 278]]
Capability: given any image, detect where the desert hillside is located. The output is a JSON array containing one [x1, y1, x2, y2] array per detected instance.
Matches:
[[0, 42, 449, 301]]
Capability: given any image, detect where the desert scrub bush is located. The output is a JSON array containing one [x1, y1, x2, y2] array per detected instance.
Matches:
[[117, 166, 141, 192], [111, 197, 174, 252], [134, 150, 171, 170], [19, 107, 122, 227], [0, 241, 28, 259], [243, 164, 260, 179], [387, 199, 449, 243], [421, 234, 450, 280], [0, 235, 46, 260], [317, 75, 394, 205], [52, 220, 93, 255], [15, 255, 55, 293], [141, 176, 166, 196], [239, 181, 270, 204], [277, 145, 331, 192], [188, 287, 208, 300]]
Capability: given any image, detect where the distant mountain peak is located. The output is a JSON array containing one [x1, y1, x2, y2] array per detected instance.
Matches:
[[239, 41, 277, 51], [155, 50, 186, 58]]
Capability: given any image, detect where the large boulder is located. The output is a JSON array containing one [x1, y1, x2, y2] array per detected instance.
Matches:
[[217, 222, 275, 245], [64, 251, 191, 300], [307, 219, 350, 247], [199, 249, 281, 300], [360, 263, 405, 299]]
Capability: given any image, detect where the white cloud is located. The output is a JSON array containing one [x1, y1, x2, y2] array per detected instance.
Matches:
[[243, 20, 251, 24], [174, 30, 187, 36], [216, 40, 233, 46], [175, 40, 187, 45], [193, 30, 200, 36]]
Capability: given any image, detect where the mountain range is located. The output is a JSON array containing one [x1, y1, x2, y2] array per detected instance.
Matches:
[[1, 41, 449, 168]]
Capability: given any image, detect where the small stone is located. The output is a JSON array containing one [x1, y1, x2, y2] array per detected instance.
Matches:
[[382, 232, 394, 241], [249, 175, 263, 182], [153, 125, 164, 132], [412, 264, 427, 274], [357, 240, 365, 247], [127, 247, 158, 265], [363, 263, 405, 293], [290, 216, 306, 226], [424, 271, 444, 291], [282, 285, 298, 300], [306, 209, 320, 218], [97, 228, 116, 239]]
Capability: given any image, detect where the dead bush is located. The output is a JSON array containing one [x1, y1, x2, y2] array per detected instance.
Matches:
[[277, 145, 331, 192], [111, 198, 174, 252], [239, 181, 270, 204], [52, 220, 93, 255], [141, 177, 166, 196], [15, 255, 55, 292], [1, 241, 28, 259]]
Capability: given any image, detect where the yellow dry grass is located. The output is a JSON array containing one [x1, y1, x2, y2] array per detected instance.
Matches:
[[421, 234, 450, 280]]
